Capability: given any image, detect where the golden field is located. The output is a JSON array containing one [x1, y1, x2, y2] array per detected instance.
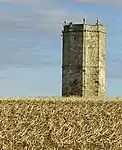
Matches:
[[0, 96, 122, 150]]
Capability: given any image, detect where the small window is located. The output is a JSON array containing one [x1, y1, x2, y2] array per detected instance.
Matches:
[[95, 81, 99, 86], [95, 90, 98, 95]]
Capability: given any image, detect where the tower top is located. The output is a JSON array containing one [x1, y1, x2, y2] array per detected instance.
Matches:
[[63, 19, 104, 27], [62, 19, 105, 34], [83, 18, 86, 24], [96, 18, 100, 25]]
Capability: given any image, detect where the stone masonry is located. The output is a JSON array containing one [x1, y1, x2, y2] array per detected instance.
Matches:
[[62, 19, 106, 97]]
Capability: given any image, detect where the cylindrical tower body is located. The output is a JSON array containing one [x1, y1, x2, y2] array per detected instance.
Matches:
[[62, 20, 106, 97]]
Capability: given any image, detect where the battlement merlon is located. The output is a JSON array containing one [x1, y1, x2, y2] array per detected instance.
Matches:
[[62, 19, 105, 34]]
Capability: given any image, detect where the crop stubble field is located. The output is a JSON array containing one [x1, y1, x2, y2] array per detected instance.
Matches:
[[0, 96, 122, 150]]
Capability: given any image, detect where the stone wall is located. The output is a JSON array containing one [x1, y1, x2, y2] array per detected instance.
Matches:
[[98, 28, 106, 96], [62, 20, 106, 97], [62, 24, 83, 96]]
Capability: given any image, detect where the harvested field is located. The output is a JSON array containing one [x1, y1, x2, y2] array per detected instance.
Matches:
[[0, 96, 122, 150]]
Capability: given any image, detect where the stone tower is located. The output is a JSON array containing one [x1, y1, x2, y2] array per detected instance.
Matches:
[[62, 19, 106, 97]]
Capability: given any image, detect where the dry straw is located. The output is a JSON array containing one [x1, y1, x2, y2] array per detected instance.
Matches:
[[0, 96, 122, 149]]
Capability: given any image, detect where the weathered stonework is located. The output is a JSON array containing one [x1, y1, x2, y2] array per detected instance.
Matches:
[[62, 19, 106, 97]]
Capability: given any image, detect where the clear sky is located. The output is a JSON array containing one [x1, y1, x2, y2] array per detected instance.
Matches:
[[0, 0, 121, 97]]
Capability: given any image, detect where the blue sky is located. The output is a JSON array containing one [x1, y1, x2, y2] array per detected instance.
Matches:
[[0, 0, 121, 97]]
